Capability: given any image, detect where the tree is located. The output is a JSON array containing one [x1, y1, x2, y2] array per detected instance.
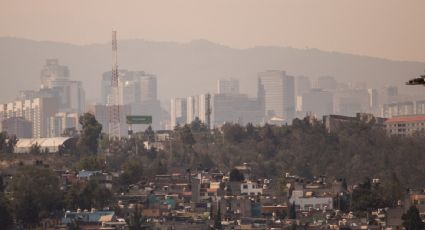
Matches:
[[351, 178, 387, 212], [70, 179, 112, 210], [0, 133, 18, 154], [214, 206, 223, 230], [179, 125, 195, 147], [0, 192, 13, 229], [144, 126, 155, 142], [382, 172, 404, 207], [29, 142, 41, 154], [289, 201, 297, 219], [402, 205, 425, 230], [190, 117, 208, 132], [5, 135, 17, 153], [119, 157, 144, 187], [0, 132, 6, 153], [12, 166, 63, 228], [341, 178, 348, 191], [79, 156, 104, 171], [229, 169, 244, 182], [78, 113, 102, 154], [222, 123, 245, 143], [0, 176, 4, 193]]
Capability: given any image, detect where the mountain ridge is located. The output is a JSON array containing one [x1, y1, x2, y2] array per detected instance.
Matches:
[[0, 37, 424, 104]]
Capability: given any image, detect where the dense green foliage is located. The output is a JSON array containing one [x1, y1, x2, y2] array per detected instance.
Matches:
[[165, 118, 425, 188], [229, 169, 245, 182], [77, 113, 102, 154], [12, 166, 63, 228], [0, 192, 13, 229], [0, 132, 17, 154], [65, 179, 113, 210], [402, 206, 425, 230]]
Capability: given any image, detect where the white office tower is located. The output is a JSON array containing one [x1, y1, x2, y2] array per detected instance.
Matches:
[[170, 98, 187, 129], [217, 79, 239, 94], [302, 89, 334, 118], [39, 59, 85, 114], [368, 88, 380, 115], [186, 94, 211, 128], [258, 70, 295, 123]]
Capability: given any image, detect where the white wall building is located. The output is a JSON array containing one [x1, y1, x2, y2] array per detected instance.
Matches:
[[170, 98, 187, 129], [240, 181, 263, 196], [290, 190, 333, 211], [0, 97, 59, 138], [186, 94, 211, 128]]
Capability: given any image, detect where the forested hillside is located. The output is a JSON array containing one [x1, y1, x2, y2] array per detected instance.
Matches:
[[165, 118, 425, 188]]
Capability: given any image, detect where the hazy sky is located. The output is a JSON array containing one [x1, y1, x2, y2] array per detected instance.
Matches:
[[1, 0, 425, 62]]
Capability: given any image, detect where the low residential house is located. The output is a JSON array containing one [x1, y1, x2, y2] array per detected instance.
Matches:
[[61, 210, 118, 230], [77, 170, 113, 190], [290, 190, 333, 210]]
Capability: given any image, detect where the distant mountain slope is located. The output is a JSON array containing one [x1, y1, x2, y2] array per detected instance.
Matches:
[[0, 37, 424, 103]]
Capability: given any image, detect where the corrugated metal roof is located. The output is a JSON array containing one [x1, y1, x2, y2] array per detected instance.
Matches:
[[14, 137, 75, 153]]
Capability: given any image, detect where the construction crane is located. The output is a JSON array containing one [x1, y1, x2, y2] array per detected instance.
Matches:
[[406, 74, 425, 86], [109, 30, 121, 140]]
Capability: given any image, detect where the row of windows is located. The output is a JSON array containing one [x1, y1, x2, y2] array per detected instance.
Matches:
[[387, 122, 425, 128]]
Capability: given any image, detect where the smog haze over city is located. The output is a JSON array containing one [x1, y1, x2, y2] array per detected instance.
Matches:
[[2, 1, 425, 229]]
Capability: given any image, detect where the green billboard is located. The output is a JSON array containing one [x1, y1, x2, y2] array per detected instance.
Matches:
[[126, 115, 152, 124]]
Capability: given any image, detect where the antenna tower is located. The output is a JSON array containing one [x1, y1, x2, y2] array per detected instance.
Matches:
[[109, 30, 121, 139]]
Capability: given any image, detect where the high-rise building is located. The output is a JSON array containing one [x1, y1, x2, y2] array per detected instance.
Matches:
[[212, 94, 263, 127], [302, 89, 333, 118], [139, 74, 157, 102], [39, 59, 85, 114], [40, 59, 70, 89], [368, 88, 379, 114], [334, 89, 369, 116], [47, 112, 79, 137], [87, 104, 132, 136], [295, 76, 311, 113], [1, 117, 32, 138], [102, 70, 158, 105], [258, 70, 295, 123], [0, 97, 59, 138], [217, 79, 239, 94], [385, 86, 399, 104], [317, 76, 337, 91], [186, 94, 211, 128], [170, 98, 187, 129], [101, 70, 162, 129], [296, 76, 311, 96]]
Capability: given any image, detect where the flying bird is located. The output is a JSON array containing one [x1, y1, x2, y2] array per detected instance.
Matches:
[[406, 74, 425, 86]]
